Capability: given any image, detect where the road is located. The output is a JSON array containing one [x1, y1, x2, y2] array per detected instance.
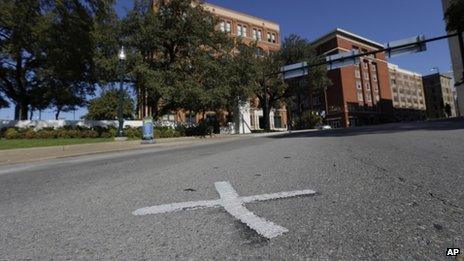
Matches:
[[1, 120, 463, 260]]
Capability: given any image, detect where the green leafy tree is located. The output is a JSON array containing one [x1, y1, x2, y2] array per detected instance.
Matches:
[[123, 0, 232, 119], [279, 34, 331, 120], [251, 51, 287, 131], [85, 89, 134, 120], [0, 94, 8, 109], [0, 0, 115, 120]]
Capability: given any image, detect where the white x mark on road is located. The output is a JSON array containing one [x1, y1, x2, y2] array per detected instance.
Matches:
[[133, 181, 316, 239]]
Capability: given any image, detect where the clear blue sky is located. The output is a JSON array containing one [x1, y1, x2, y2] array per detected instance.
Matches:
[[0, 0, 453, 120]]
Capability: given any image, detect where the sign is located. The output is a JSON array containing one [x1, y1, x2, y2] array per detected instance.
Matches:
[[281, 62, 309, 80], [385, 35, 426, 58], [326, 49, 360, 70], [133, 181, 316, 239], [142, 117, 155, 143]]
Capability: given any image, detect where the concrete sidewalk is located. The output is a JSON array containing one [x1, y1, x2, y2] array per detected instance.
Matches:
[[0, 131, 305, 166], [0, 136, 233, 166]]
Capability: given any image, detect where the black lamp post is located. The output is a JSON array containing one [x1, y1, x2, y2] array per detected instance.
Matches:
[[117, 46, 126, 138]]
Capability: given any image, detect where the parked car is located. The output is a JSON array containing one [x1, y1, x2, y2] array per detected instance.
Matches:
[[319, 125, 333, 130]]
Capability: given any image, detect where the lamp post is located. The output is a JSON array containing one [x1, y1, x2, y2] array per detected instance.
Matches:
[[117, 46, 126, 138], [430, 67, 440, 74]]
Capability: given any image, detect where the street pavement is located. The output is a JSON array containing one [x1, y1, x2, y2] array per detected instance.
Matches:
[[0, 120, 463, 260]]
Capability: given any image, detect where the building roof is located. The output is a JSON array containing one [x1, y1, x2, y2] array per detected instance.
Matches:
[[203, 2, 280, 31], [423, 73, 453, 79], [311, 28, 384, 49], [388, 63, 422, 77]]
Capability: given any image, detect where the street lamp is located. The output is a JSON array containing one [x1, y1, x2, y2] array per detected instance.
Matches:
[[430, 67, 440, 74], [117, 46, 126, 139]]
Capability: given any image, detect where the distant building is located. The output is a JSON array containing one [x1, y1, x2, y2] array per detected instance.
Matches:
[[311, 28, 394, 128], [442, 0, 464, 116], [422, 73, 456, 119], [388, 64, 427, 121]]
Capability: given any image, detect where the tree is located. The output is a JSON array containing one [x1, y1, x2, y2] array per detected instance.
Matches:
[[84, 89, 134, 120], [0, 0, 116, 120], [279, 35, 331, 121], [251, 51, 287, 131], [123, 0, 232, 119], [0, 94, 8, 109]]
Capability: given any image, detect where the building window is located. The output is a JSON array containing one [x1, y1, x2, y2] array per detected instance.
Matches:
[[357, 93, 364, 102], [219, 21, 225, 32], [375, 95, 380, 102], [237, 25, 243, 37], [373, 83, 378, 91], [372, 75, 377, 82], [253, 28, 258, 40], [271, 33, 276, 43], [243, 26, 247, 37], [372, 64, 377, 72], [355, 69, 361, 78], [363, 62, 368, 69], [226, 22, 231, 33], [258, 30, 262, 40], [267, 32, 272, 42], [356, 80, 362, 90], [366, 94, 372, 102], [364, 72, 369, 80], [365, 82, 371, 90]]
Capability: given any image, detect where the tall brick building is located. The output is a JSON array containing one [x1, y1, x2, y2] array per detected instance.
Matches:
[[311, 28, 394, 128]]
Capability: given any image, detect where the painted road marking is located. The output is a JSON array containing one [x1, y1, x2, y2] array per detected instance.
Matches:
[[133, 181, 316, 239]]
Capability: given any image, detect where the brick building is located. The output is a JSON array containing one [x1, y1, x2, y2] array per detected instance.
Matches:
[[422, 73, 457, 119], [141, 1, 286, 131], [388, 64, 427, 121], [311, 28, 393, 128]]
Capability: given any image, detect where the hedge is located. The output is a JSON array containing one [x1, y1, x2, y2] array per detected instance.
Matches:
[[0, 125, 203, 140]]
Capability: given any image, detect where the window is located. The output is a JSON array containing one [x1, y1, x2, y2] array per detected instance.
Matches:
[[364, 72, 369, 79], [372, 75, 377, 82], [373, 83, 378, 91], [257, 30, 262, 40], [365, 82, 371, 90], [355, 69, 361, 78], [243, 26, 247, 37], [226, 22, 231, 33], [363, 62, 368, 69], [357, 93, 364, 102], [271, 33, 276, 43], [366, 94, 372, 102], [267, 32, 272, 42], [237, 25, 243, 37], [372, 65, 377, 72], [253, 28, 258, 40], [356, 80, 362, 90], [375, 95, 380, 102], [219, 21, 225, 32]]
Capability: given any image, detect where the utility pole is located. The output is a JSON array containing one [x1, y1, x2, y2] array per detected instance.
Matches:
[[117, 47, 126, 138]]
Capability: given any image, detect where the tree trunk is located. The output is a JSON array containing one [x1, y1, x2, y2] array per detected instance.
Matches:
[[55, 108, 61, 120], [19, 103, 28, 120], [14, 105, 20, 120]]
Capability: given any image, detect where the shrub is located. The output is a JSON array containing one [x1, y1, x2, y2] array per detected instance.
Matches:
[[5, 128, 22, 139], [294, 111, 322, 130], [24, 129, 37, 139]]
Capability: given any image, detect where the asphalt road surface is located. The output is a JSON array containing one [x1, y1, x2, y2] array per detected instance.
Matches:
[[1, 120, 463, 260]]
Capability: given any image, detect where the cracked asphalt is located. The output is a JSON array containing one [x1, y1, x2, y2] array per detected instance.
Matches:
[[0, 120, 463, 260]]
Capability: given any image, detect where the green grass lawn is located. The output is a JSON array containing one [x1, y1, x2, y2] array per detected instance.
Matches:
[[0, 138, 113, 150]]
